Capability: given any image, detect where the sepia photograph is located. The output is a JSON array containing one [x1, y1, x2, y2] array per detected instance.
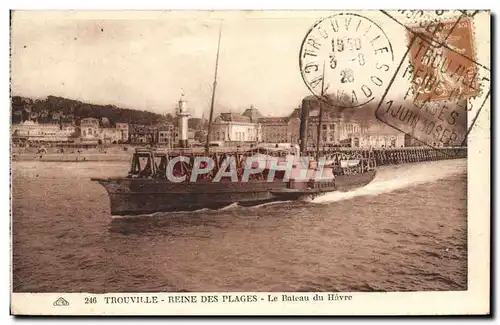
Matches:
[[9, 9, 490, 315]]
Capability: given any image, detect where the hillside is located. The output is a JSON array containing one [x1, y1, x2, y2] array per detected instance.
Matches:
[[11, 95, 173, 126]]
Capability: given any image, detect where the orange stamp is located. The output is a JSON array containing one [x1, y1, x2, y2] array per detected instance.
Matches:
[[375, 13, 490, 152], [407, 19, 478, 102]]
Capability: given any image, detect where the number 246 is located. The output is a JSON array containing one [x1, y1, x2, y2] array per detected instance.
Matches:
[[85, 297, 97, 304]]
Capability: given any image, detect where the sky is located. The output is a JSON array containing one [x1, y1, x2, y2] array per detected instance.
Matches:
[[11, 11, 325, 118], [10, 10, 490, 125]]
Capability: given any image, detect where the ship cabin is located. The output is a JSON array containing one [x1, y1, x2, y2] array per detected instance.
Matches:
[[128, 146, 299, 182], [128, 146, 376, 189], [129, 149, 167, 178]]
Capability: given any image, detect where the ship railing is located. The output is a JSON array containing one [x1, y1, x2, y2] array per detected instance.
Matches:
[[129, 148, 294, 181], [135, 146, 298, 158]]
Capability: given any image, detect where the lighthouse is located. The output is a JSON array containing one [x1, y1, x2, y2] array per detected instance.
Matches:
[[176, 93, 190, 148]]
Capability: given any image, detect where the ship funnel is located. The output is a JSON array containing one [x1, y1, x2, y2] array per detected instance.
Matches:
[[299, 100, 310, 154]]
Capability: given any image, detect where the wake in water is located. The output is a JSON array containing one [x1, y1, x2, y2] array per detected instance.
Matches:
[[249, 200, 293, 209], [112, 202, 242, 219], [218, 202, 240, 211], [111, 201, 291, 219], [312, 159, 467, 204]]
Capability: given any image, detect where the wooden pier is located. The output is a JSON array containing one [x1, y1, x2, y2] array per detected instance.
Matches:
[[11, 145, 467, 165], [303, 147, 467, 167]]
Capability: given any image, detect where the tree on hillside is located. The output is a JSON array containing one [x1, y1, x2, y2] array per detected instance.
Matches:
[[11, 95, 165, 126]]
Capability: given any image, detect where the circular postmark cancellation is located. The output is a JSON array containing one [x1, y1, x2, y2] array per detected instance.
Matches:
[[299, 13, 395, 108]]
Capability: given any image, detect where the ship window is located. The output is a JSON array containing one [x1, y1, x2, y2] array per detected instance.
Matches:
[[154, 156, 167, 177], [136, 154, 154, 177]]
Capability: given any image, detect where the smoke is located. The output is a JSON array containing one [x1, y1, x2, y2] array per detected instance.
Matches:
[[301, 94, 381, 122]]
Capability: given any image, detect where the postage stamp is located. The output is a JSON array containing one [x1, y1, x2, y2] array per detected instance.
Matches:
[[406, 18, 479, 101], [375, 11, 490, 152], [382, 10, 477, 47], [9, 10, 490, 316]]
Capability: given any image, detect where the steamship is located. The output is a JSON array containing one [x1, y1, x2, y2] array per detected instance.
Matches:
[[92, 27, 377, 216]]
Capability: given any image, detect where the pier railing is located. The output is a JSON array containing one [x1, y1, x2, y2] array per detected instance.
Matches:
[[302, 147, 467, 166], [151, 146, 467, 167], [12, 144, 467, 165]]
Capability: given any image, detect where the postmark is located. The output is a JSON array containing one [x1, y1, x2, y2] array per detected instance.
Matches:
[[299, 13, 395, 108], [375, 12, 490, 153], [382, 10, 474, 48]]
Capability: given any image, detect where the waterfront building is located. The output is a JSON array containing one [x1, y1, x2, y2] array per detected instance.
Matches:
[[115, 123, 129, 143], [300, 107, 362, 147], [157, 124, 176, 147], [210, 107, 261, 143], [259, 117, 290, 143], [255, 104, 361, 147], [305, 118, 405, 149], [241, 106, 262, 123], [80, 119, 129, 144], [344, 120, 405, 148], [288, 108, 302, 144], [80, 117, 100, 140], [100, 128, 123, 144], [299, 95, 408, 148], [155, 123, 196, 148], [187, 129, 196, 143], [306, 118, 344, 146], [129, 124, 156, 144], [11, 120, 75, 143], [61, 122, 76, 135]]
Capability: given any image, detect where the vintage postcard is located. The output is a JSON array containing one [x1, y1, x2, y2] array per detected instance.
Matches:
[[10, 10, 490, 315]]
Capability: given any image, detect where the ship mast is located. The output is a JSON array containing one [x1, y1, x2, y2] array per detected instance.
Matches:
[[205, 23, 222, 154], [315, 61, 326, 162]]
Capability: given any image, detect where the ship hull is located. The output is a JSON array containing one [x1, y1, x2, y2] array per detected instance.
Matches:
[[92, 179, 288, 215], [92, 170, 376, 216], [269, 170, 377, 200]]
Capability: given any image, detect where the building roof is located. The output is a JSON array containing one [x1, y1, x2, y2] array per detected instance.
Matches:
[[80, 117, 100, 122], [157, 123, 174, 131], [258, 117, 288, 124], [257, 106, 301, 124], [289, 108, 301, 119], [188, 117, 202, 129], [130, 124, 156, 134], [360, 121, 403, 135], [13, 121, 60, 128], [217, 113, 251, 123], [241, 106, 263, 123]]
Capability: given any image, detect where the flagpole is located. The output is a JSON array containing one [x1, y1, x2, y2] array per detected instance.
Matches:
[[205, 22, 222, 154]]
